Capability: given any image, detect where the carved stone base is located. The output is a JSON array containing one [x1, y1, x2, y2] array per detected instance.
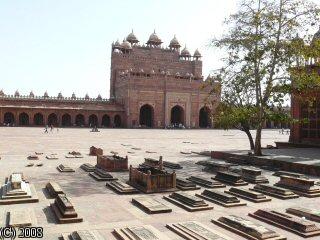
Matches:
[[46, 181, 64, 198], [241, 167, 269, 184], [80, 163, 95, 172], [60, 230, 105, 240], [196, 189, 246, 207], [286, 207, 320, 223], [249, 209, 320, 238], [212, 215, 286, 240], [57, 164, 75, 172], [106, 181, 139, 194], [132, 197, 172, 214], [163, 192, 213, 212], [113, 225, 171, 240], [226, 187, 272, 203], [186, 176, 225, 188], [176, 178, 201, 191], [166, 221, 233, 240], [89, 168, 118, 181], [213, 171, 248, 186], [251, 184, 299, 199], [0, 184, 39, 205]]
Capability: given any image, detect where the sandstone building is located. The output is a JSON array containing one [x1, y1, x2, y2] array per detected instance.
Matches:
[[0, 31, 220, 128]]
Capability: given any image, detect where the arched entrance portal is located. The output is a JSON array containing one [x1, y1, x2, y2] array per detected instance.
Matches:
[[170, 105, 184, 125], [139, 104, 154, 128], [62, 114, 71, 127], [34, 113, 44, 126], [199, 107, 211, 128], [75, 114, 85, 127], [102, 114, 110, 127], [114, 115, 121, 128], [4, 112, 14, 125], [48, 113, 58, 126], [89, 114, 98, 127], [19, 113, 29, 126]]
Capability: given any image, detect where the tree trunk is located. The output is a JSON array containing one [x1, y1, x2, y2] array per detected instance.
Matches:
[[254, 125, 263, 156], [244, 129, 255, 150]]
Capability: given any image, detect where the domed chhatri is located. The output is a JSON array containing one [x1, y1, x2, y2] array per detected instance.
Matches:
[[29, 91, 35, 98], [43, 91, 49, 98], [96, 94, 102, 100], [85, 93, 90, 99], [147, 30, 162, 46], [126, 30, 139, 44], [71, 92, 76, 99], [193, 48, 202, 59], [0, 89, 4, 96], [180, 45, 191, 58], [57, 92, 63, 99], [169, 35, 181, 49], [113, 39, 122, 49], [14, 90, 20, 97], [121, 39, 132, 50]]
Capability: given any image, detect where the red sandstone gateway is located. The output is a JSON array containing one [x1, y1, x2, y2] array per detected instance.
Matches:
[[0, 31, 220, 129]]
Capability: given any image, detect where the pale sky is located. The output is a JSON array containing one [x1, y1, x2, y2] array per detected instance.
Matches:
[[0, 0, 237, 98]]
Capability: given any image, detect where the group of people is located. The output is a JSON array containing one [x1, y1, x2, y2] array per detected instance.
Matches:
[[44, 124, 58, 133]]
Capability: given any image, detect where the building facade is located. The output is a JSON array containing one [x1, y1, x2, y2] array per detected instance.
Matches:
[[0, 31, 220, 128]]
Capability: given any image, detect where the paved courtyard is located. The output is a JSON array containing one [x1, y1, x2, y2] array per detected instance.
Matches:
[[1, 128, 319, 239]]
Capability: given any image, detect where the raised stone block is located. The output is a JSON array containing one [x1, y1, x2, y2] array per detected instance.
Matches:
[[213, 171, 248, 186], [61, 230, 105, 240], [241, 167, 269, 184], [186, 176, 226, 188], [176, 178, 200, 191], [140, 156, 163, 169], [50, 194, 83, 224], [273, 171, 308, 179], [57, 164, 75, 172], [113, 225, 171, 240], [249, 209, 320, 238], [212, 215, 286, 240], [252, 184, 299, 199], [163, 192, 213, 212], [275, 175, 320, 198], [163, 161, 182, 169], [46, 154, 58, 160], [202, 161, 232, 173], [286, 207, 320, 223], [80, 163, 95, 172], [89, 168, 118, 181], [106, 181, 139, 194], [66, 151, 83, 158], [7, 209, 34, 227], [46, 181, 64, 198], [89, 146, 103, 156], [0, 173, 39, 205], [226, 187, 272, 203], [132, 197, 172, 214], [27, 155, 39, 160], [196, 189, 246, 207], [167, 221, 233, 240]]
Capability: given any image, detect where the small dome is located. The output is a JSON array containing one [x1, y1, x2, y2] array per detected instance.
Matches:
[[175, 72, 181, 77], [14, 90, 20, 97], [121, 39, 132, 50], [180, 46, 191, 57], [113, 39, 122, 49], [44, 91, 49, 98], [0, 89, 4, 96], [96, 94, 102, 100], [126, 30, 139, 44], [85, 93, 89, 99], [169, 35, 181, 49], [71, 92, 76, 99], [312, 26, 320, 44], [57, 92, 63, 98], [193, 48, 202, 58], [147, 30, 162, 46], [29, 91, 34, 97]]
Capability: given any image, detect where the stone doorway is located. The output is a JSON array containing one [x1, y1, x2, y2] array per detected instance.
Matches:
[[139, 104, 154, 128], [62, 114, 72, 127], [114, 115, 121, 128], [199, 107, 211, 128], [89, 114, 98, 127], [4, 112, 14, 125], [48, 113, 58, 126], [19, 113, 29, 126], [102, 114, 111, 127], [75, 114, 85, 127], [170, 105, 184, 125], [34, 113, 44, 126]]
